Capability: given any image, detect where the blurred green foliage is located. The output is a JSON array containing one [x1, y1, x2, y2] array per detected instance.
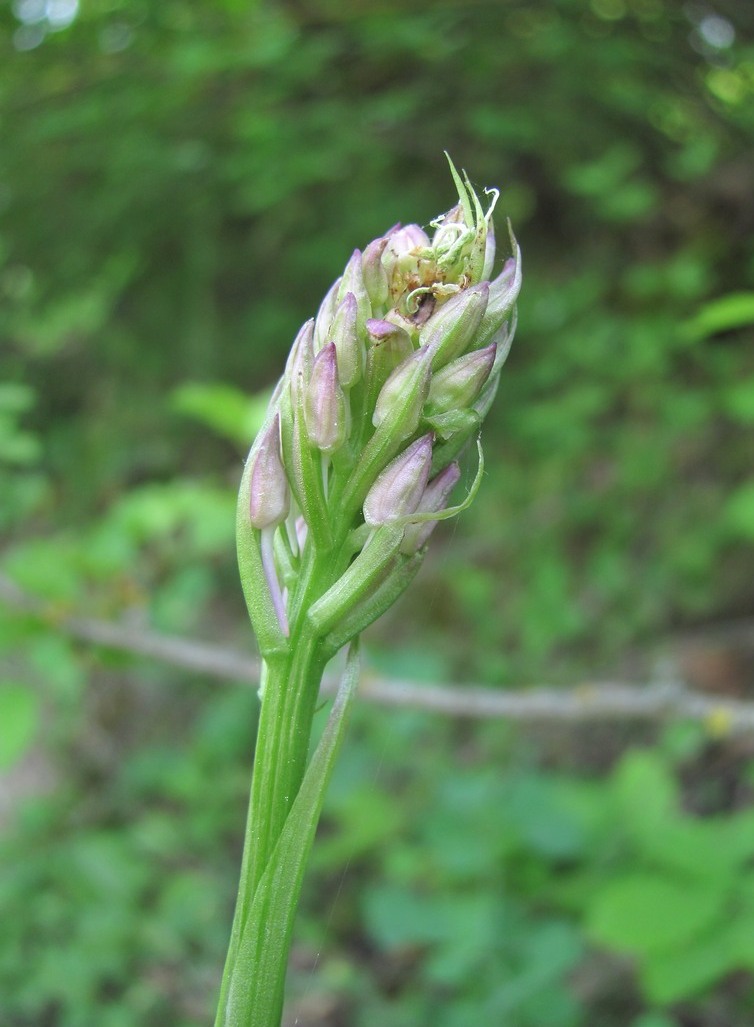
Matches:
[[1, 0, 754, 1023]]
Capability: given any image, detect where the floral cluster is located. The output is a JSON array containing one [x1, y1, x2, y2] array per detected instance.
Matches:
[[239, 160, 521, 657]]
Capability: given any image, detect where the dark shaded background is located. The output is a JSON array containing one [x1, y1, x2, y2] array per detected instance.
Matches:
[[2, 1, 754, 1025]]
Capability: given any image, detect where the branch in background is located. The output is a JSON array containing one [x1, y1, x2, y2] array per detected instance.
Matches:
[[2, 572, 753, 733]]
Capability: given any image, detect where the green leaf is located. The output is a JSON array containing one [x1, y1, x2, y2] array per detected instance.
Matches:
[[632, 1014, 678, 1027], [644, 810, 754, 880], [586, 873, 727, 955], [682, 292, 754, 340], [725, 481, 754, 540], [640, 921, 739, 1004], [724, 377, 754, 425], [0, 682, 40, 769], [612, 749, 678, 844], [171, 382, 272, 447]]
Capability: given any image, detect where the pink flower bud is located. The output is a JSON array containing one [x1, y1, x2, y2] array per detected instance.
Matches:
[[305, 343, 349, 454], [363, 433, 433, 527], [400, 462, 461, 554], [426, 341, 497, 414], [383, 224, 431, 264], [249, 413, 290, 529]]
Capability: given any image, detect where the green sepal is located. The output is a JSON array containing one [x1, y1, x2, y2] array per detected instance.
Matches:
[[215, 642, 361, 1027], [423, 407, 479, 441], [445, 152, 474, 229], [308, 524, 405, 637], [430, 411, 482, 474], [321, 552, 424, 659], [236, 453, 289, 658]]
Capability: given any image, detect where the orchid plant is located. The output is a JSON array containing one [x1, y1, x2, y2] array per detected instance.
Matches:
[[214, 157, 521, 1027]]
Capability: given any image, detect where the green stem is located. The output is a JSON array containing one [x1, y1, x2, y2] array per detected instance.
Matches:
[[214, 542, 347, 1026]]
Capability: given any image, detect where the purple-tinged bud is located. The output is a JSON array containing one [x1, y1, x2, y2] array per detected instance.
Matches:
[[363, 433, 434, 527], [366, 318, 413, 355], [373, 347, 431, 429], [330, 292, 363, 389], [362, 235, 390, 311], [400, 462, 461, 554], [383, 224, 431, 264], [419, 282, 489, 370], [426, 341, 496, 414], [366, 317, 413, 379], [337, 249, 371, 328], [305, 343, 349, 454], [249, 414, 290, 529], [287, 319, 315, 406], [313, 276, 342, 351], [476, 238, 522, 347]]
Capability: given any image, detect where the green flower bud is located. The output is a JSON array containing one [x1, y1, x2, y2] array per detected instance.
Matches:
[[372, 347, 432, 432], [419, 282, 489, 370], [313, 277, 342, 351], [364, 317, 414, 399], [476, 234, 522, 348], [362, 233, 391, 312], [426, 341, 496, 415], [287, 319, 315, 406], [330, 292, 363, 389], [337, 249, 371, 328]]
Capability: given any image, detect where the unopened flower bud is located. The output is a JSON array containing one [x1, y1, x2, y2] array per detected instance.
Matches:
[[313, 276, 342, 351], [476, 240, 522, 347], [419, 282, 489, 370], [287, 319, 315, 406], [305, 343, 349, 454], [400, 462, 461, 554], [365, 318, 414, 393], [249, 413, 290, 529], [373, 347, 431, 430], [337, 250, 371, 328], [426, 341, 496, 415], [330, 292, 363, 389], [363, 433, 434, 527], [362, 235, 390, 311]]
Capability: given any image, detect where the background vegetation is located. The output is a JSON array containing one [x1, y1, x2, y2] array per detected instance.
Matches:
[[2, 0, 754, 1024]]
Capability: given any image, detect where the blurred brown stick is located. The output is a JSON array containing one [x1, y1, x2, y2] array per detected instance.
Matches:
[[2, 571, 753, 732]]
